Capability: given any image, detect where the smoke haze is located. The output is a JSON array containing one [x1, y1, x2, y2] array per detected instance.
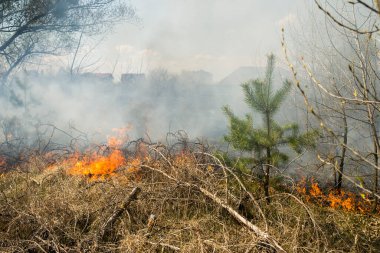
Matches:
[[0, 0, 309, 148]]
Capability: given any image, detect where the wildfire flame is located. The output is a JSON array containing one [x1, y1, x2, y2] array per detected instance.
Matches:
[[68, 149, 126, 179], [296, 178, 377, 214], [66, 126, 139, 180]]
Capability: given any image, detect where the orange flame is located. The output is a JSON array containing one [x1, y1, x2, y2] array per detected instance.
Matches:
[[66, 127, 134, 179], [68, 149, 126, 179], [296, 178, 377, 214], [108, 126, 131, 147], [310, 179, 323, 198], [173, 150, 196, 168]]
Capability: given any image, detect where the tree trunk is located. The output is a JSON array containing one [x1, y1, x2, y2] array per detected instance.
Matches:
[[264, 162, 270, 203], [372, 142, 378, 213], [365, 104, 379, 213], [336, 106, 348, 193], [264, 147, 271, 203], [264, 112, 271, 204], [364, 105, 379, 213]]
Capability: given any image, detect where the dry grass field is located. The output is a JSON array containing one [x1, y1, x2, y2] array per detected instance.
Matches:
[[0, 140, 379, 253]]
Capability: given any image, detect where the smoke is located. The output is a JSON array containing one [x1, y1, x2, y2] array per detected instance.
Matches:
[[0, 69, 221, 147], [0, 60, 299, 154], [0, 0, 308, 154]]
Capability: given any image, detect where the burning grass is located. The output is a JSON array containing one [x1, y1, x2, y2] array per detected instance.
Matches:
[[0, 138, 379, 252], [296, 178, 379, 214], [67, 149, 125, 178], [296, 178, 380, 215]]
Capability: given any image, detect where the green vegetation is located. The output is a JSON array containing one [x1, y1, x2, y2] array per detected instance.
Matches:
[[223, 54, 317, 202]]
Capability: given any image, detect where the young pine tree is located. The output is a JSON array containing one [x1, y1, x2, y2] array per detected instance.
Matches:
[[223, 54, 316, 203]]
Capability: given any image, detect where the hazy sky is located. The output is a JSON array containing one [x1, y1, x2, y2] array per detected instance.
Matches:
[[89, 0, 308, 81]]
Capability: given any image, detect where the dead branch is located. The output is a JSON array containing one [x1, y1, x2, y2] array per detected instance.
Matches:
[[146, 241, 181, 251], [302, 59, 380, 105], [314, 0, 379, 34], [98, 186, 141, 241], [356, 0, 380, 14], [141, 163, 286, 253], [196, 151, 269, 232]]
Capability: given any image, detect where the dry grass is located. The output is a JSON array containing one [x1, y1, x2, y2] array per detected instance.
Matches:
[[0, 143, 379, 252]]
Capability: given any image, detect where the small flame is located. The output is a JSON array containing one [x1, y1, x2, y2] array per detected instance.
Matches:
[[107, 137, 123, 148], [310, 179, 323, 198], [108, 126, 131, 147], [173, 150, 195, 168], [296, 178, 377, 214]]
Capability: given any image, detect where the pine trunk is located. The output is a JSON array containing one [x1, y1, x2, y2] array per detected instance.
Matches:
[[264, 113, 271, 204], [264, 147, 271, 204]]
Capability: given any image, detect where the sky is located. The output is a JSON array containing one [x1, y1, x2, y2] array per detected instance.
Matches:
[[82, 0, 308, 81]]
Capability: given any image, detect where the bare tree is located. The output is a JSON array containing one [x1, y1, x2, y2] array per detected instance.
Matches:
[[314, 0, 379, 34], [0, 0, 137, 85], [282, 0, 380, 211]]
